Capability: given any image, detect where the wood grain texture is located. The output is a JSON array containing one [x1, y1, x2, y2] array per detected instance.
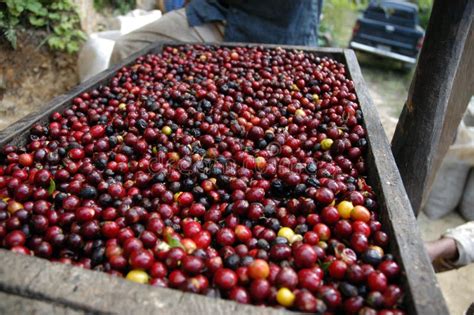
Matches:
[[0, 42, 447, 314], [0, 291, 85, 315], [344, 50, 448, 315], [391, 0, 474, 214], [0, 249, 290, 315]]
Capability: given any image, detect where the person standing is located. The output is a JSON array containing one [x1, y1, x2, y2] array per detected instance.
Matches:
[[111, 0, 323, 64]]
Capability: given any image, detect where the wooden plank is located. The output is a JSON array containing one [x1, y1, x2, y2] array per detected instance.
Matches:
[[344, 49, 448, 315], [0, 291, 85, 315], [0, 42, 446, 314], [391, 0, 474, 214], [0, 250, 290, 315]]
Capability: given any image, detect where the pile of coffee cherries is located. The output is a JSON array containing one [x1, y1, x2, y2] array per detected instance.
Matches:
[[0, 44, 404, 314]]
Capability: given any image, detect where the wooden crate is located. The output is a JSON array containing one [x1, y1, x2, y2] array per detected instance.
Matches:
[[0, 42, 448, 315]]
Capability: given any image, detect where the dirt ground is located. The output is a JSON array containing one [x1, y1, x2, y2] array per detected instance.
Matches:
[[0, 30, 79, 131]]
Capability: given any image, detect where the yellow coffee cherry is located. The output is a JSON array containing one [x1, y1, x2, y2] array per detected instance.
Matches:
[[126, 270, 149, 284], [337, 200, 354, 219], [290, 84, 299, 91], [277, 227, 295, 241], [369, 245, 384, 257], [118, 103, 127, 111], [7, 200, 23, 214], [318, 241, 328, 250], [295, 109, 306, 117], [162, 126, 172, 136], [276, 287, 295, 307], [289, 234, 303, 244], [174, 192, 182, 202], [321, 138, 333, 150]]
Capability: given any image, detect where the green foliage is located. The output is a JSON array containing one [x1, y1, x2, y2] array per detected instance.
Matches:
[[93, 0, 136, 15], [0, 0, 86, 53], [165, 233, 184, 249], [320, 0, 359, 47], [48, 179, 56, 196], [417, 0, 433, 30]]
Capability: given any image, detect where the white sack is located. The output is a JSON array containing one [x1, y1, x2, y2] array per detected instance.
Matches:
[[78, 9, 162, 82]]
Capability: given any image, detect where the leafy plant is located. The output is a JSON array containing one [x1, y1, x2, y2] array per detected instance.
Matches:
[[0, 0, 86, 53], [416, 0, 433, 30], [320, 0, 358, 47], [93, 0, 136, 15]]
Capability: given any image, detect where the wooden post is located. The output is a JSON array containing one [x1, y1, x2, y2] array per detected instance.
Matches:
[[391, 0, 474, 215]]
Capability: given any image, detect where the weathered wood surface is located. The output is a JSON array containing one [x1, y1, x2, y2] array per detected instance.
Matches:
[[0, 249, 290, 315], [344, 50, 448, 315], [0, 42, 447, 314], [391, 0, 474, 214], [0, 291, 84, 315]]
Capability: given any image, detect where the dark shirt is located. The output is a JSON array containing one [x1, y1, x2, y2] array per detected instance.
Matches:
[[186, 0, 322, 46]]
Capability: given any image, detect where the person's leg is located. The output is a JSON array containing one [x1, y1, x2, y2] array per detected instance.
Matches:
[[110, 8, 224, 64]]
